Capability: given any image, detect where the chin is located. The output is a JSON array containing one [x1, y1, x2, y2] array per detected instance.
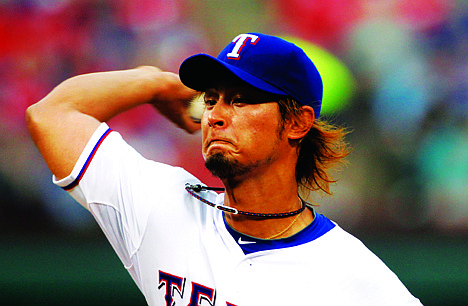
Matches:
[[204, 152, 250, 180]]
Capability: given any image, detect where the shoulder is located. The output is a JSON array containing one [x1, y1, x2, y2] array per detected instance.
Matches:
[[303, 225, 422, 304], [313, 224, 385, 265]]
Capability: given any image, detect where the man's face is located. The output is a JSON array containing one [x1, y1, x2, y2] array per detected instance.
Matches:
[[201, 79, 288, 180]]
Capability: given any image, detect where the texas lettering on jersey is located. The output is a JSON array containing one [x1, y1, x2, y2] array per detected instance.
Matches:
[[158, 270, 237, 306]]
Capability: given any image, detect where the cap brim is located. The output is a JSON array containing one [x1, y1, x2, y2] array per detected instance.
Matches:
[[179, 54, 288, 96]]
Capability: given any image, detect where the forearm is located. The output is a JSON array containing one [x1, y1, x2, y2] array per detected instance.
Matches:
[[32, 66, 169, 122]]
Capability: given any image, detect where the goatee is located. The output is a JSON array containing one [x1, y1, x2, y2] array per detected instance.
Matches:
[[205, 152, 252, 180]]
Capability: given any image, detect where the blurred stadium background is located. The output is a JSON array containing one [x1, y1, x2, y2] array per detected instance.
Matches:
[[1, 0, 467, 305]]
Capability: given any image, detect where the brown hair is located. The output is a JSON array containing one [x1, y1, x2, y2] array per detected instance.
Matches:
[[277, 98, 352, 195]]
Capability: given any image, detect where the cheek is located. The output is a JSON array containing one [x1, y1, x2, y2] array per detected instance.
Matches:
[[253, 112, 281, 136], [243, 117, 281, 148]]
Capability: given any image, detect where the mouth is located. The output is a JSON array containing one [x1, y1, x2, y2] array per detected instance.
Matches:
[[210, 139, 231, 145], [205, 138, 234, 153]]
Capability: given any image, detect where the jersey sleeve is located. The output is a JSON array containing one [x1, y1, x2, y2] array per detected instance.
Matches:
[[53, 123, 205, 286], [53, 123, 113, 204]]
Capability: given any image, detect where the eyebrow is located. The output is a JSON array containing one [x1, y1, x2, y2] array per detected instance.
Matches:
[[204, 88, 217, 95]]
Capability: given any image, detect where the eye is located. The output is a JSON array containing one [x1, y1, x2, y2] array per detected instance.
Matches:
[[204, 98, 217, 108], [232, 96, 247, 106]]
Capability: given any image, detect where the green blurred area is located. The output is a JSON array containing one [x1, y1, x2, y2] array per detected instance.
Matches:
[[1, 235, 466, 305]]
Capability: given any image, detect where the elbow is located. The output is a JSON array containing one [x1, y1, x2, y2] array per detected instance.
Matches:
[[25, 103, 39, 133], [25, 101, 54, 140], [25, 76, 76, 131], [25, 102, 44, 140]]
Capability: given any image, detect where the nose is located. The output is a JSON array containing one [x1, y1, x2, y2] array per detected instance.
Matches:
[[206, 101, 228, 128]]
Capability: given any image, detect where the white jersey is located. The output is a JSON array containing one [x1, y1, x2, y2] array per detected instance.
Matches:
[[54, 123, 423, 306]]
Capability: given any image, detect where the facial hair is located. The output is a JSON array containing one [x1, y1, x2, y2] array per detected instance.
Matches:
[[205, 152, 256, 180], [204, 117, 286, 180]]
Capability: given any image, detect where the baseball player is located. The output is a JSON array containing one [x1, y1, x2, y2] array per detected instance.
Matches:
[[26, 33, 423, 305]]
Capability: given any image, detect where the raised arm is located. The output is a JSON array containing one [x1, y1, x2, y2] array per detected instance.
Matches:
[[26, 66, 198, 180]]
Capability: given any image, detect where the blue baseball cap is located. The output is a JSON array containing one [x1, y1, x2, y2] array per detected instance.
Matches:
[[179, 33, 323, 118]]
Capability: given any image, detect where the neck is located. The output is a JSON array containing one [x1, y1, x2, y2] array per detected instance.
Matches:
[[221, 170, 314, 239]]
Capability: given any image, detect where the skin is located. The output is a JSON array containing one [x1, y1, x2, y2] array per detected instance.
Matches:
[[26, 66, 315, 239], [202, 83, 285, 180], [200, 77, 316, 238], [26, 66, 198, 180]]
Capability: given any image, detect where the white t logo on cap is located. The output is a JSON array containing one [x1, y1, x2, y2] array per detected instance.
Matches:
[[226, 34, 259, 59]]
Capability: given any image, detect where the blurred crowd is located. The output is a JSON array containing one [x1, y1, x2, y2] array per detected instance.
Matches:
[[1, 0, 467, 236]]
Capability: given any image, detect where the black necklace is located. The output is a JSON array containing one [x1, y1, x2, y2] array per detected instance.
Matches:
[[185, 183, 306, 218]]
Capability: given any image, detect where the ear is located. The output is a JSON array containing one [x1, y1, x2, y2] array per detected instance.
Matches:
[[286, 106, 315, 140]]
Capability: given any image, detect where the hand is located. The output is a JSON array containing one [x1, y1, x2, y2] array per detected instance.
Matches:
[[149, 70, 201, 134]]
